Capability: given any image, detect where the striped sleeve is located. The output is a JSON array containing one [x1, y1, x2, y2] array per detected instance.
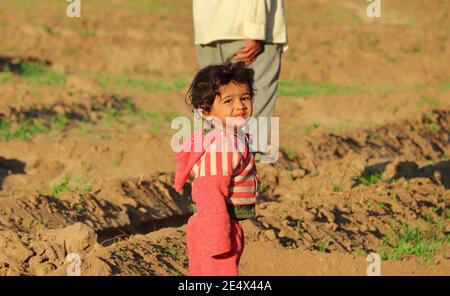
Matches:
[[192, 131, 243, 179]]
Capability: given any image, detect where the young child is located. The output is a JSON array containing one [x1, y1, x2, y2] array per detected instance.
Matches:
[[174, 62, 259, 276]]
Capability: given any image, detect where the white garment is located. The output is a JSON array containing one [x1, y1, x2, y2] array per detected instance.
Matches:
[[193, 0, 288, 50]]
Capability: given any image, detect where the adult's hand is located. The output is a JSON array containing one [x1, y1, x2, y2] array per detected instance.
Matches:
[[233, 39, 262, 65]]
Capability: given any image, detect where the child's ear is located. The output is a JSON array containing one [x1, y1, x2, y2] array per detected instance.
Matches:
[[194, 108, 208, 120], [199, 108, 212, 121]]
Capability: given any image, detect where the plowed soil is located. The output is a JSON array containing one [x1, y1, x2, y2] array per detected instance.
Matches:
[[0, 0, 448, 275]]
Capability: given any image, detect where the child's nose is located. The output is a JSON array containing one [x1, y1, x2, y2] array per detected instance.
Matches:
[[234, 99, 246, 109]]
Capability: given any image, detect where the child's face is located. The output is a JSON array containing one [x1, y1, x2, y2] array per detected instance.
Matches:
[[203, 81, 253, 129]]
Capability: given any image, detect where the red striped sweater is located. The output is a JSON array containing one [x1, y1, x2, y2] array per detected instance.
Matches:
[[175, 127, 259, 207], [175, 127, 259, 256]]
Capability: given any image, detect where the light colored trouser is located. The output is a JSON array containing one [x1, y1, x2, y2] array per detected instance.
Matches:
[[195, 40, 282, 152]]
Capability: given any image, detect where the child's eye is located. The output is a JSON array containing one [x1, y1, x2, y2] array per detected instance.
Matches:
[[241, 96, 252, 101], [223, 99, 232, 104]]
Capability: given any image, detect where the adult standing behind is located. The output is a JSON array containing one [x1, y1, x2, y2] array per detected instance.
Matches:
[[193, 0, 288, 155]]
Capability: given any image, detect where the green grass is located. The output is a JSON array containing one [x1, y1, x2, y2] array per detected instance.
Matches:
[[123, 97, 138, 115], [418, 95, 439, 108], [370, 86, 395, 94], [0, 113, 71, 141], [83, 27, 96, 38], [113, 247, 128, 260], [282, 147, 297, 161], [91, 73, 188, 94], [0, 0, 64, 9], [258, 183, 268, 195], [320, 5, 367, 25], [357, 173, 381, 186], [379, 225, 448, 263], [23, 218, 33, 230], [79, 0, 172, 13], [304, 122, 320, 134], [350, 12, 364, 24], [2, 0, 174, 15], [125, 0, 171, 13], [74, 180, 93, 194], [0, 118, 47, 141], [0, 120, 11, 140], [0, 71, 11, 83], [355, 247, 367, 257], [0, 98, 175, 141], [51, 115, 69, 131], [439, 153, 450, 161], [330, 121, 350, 133], [94, 98, 158, 127], [317, 239, 330, 253], [363, 202, 372, 211], [94, 100, 177, 136], [101, 107, 120, 126], [295, 219, 303, 233], [436, 83, 450, 92], [0, 0, 177, 16], [20, 62, 67, 86], [50, 177, 92, 198], [93, 105, 175, 136], [76, 194, 87, 215], [277, 79, 406, 98], [419, 212, 435, 224], [332, 185, 342, 193], [426, 123, 440, 133], [410, 47, 421, 54], [355, 172, 394, 187], [278, 80, 365, 97], [166, 246, 187, 263], [51, 179, 70, 197], [113, 150, 125, 166], [367, 131, 385, 142], [390, 192, 398, 201], [0, 62, 66, 86], [145, 111, 180, 135], [143, 111, 165, 122]]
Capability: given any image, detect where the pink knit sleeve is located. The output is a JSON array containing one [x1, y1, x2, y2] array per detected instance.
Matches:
[[191, 176, 232, 256]]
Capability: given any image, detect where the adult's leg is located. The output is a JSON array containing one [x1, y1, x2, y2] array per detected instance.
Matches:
[[251, 44, 282, 125], [195, 42, 225, 67]]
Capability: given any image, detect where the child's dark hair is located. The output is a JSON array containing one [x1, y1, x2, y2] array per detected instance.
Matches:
[[185, 61, 255, 113]]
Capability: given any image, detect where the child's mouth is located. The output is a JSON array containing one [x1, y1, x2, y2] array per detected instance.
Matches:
[[230, 113, 248, 127], [234, 112, 247, 118]]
